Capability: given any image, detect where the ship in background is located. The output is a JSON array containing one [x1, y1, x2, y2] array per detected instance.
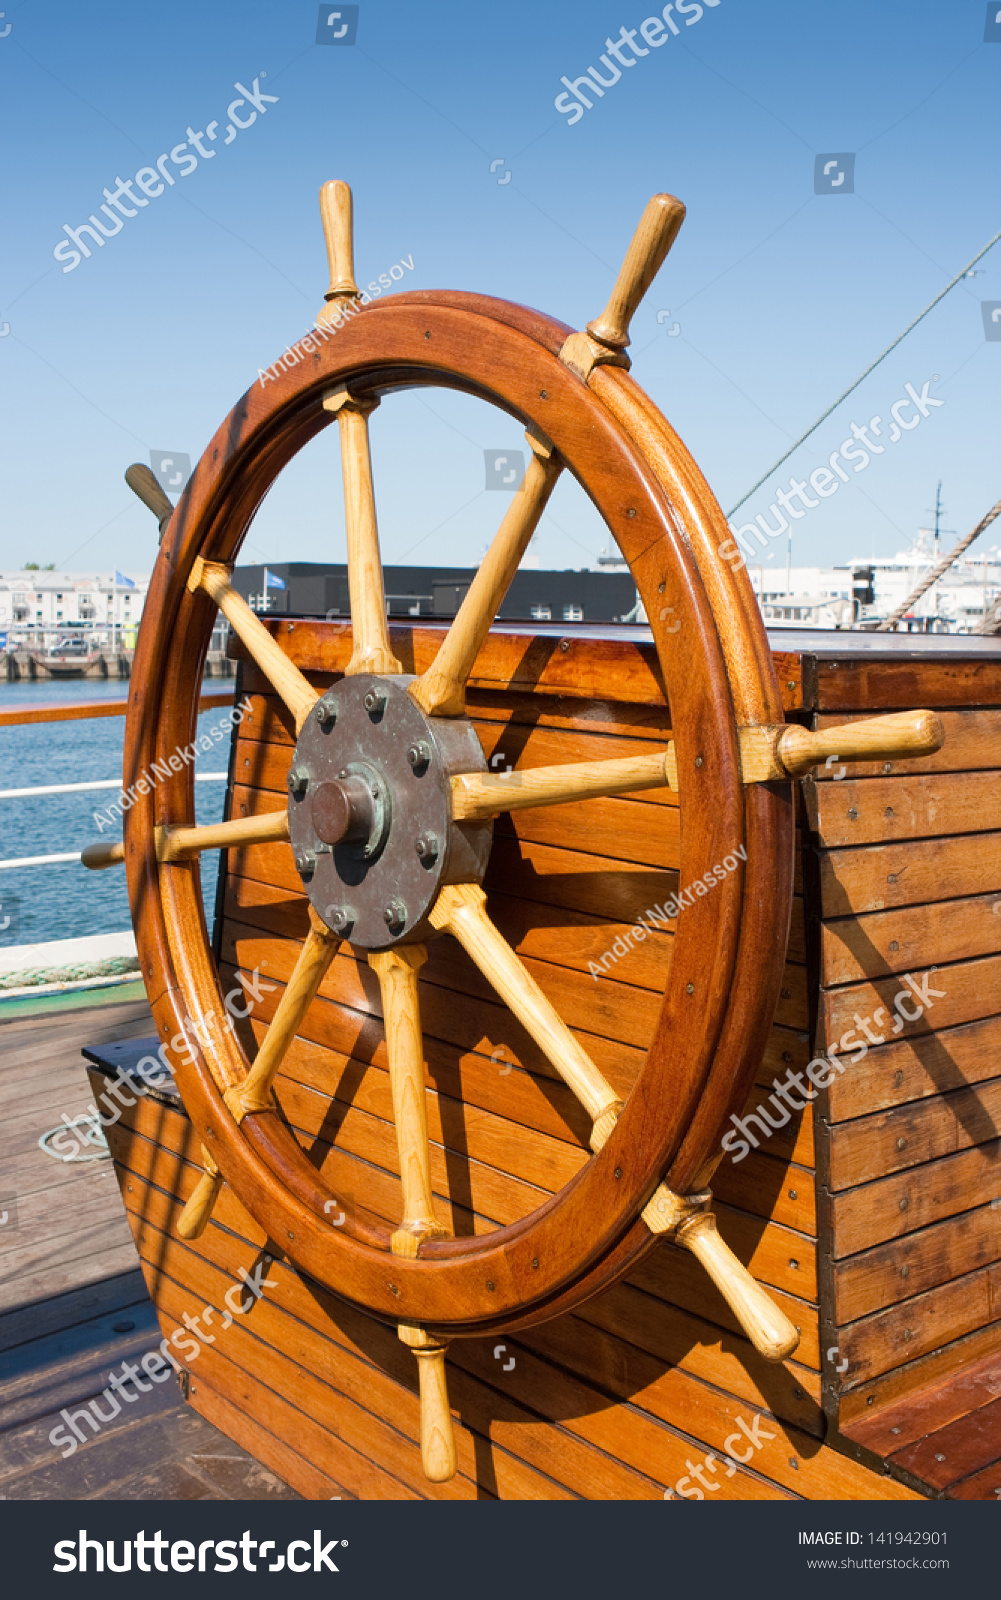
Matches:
[[748, 529, 1001, 633]]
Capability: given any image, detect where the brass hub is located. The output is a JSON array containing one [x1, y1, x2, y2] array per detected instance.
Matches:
[[287, 674, 492, 949]]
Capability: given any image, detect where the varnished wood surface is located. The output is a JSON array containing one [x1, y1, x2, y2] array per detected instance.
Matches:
[[105, 255, 1000, 1494], [95, 1085, 919, 1501], [800, 655, 1001, 1497]]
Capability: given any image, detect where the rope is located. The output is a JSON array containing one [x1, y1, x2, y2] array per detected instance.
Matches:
[[972, 592, 1001, 636], [38, 1112, 110, 1162], [874, 495, 1001, 632], [727, 229, 1001, 519]]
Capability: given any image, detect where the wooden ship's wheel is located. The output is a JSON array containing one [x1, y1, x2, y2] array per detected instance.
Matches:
[[86, 182, 943, 1484]]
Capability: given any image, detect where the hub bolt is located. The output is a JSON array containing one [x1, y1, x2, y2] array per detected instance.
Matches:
[[326, 906, 354, 935], [294, 848, 316, 878], [415, 832, 439, 863], [315, 700, 336, 728], [287, 767, 309, 798], [407, 740, 432, 772], [364, 688, 388, 716], [383, 898, 407, 932]]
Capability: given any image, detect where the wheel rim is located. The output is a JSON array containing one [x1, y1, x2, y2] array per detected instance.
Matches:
[[124, 291, 791, 1336]]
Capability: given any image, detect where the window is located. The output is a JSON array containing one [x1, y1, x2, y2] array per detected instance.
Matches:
[[562, 604, 583, 621], [530, 604, 551, 620]]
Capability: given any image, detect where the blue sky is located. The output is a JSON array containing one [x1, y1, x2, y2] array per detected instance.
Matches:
[[1, 0, 999, 579]]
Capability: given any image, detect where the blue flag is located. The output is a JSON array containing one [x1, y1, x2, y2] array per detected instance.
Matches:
[[264, 569, 286, 590]]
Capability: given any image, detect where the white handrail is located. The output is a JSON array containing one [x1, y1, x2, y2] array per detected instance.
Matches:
[[0, 852, 83, 870], [0, 772, 228, 800]]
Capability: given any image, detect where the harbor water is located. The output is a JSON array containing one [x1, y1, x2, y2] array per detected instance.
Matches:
[[0, 678, 234, 949]]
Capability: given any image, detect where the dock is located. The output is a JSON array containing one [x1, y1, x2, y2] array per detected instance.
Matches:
[[0, 987, 298, 1502]]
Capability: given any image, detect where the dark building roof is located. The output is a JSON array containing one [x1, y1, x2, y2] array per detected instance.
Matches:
[[231, 562, 638, 624]]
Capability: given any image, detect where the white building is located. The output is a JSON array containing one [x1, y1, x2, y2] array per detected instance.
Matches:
[[850, 531, 1001, 633], [0, 570, 151, 647], [747, 532, 1001, 632]]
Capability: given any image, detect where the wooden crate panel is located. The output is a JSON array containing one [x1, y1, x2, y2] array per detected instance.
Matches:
[[834, 1203, 1001, 1324], [820, 955, 1001, 1050], [821, 892, 1001, 988], [838, 1263, 1001, 1389], [828, 1077, 1001, 1190], [812, 658, 1001, 712], [240, 624, 673, 710], [812, 709, 1001, 779], [820, 830, 1001, 917], [831, 1141, 1001, 1258], [807, 770, 1001, 849], [825, 1013, 1001, 1123]]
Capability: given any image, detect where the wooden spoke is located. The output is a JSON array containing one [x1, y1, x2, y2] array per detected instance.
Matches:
[[398, 1325, 457, 1483], [368, 945, 447, 1256], [560, 192, 686, 380], [641, 1187, 799, 1361], [187, 558, 318, 733], [370, 945, 456, 1484], [431, 884, 799, 1362], [226, 906, 340, 1121], [430, 884, 621, 1135], [739, 709, 945, 782], [410, 430, 562, 717], [177, 1145, 223, 1240], [674, 1209, 800, 1362], [317, 178, 360, 319], [588, 193, 687, 352], [323, 386, 402, 677], [665, 710, 946, 789], [450, 749, 671, 823], [81, 839, 126, 870], [124, 463, 174, 541], [82, 811, 290, 871]]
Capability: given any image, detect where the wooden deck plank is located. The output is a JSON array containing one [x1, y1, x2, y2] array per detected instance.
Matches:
[[845, 1347, 1001, 1456], [889, 1395, 1001, 1490]]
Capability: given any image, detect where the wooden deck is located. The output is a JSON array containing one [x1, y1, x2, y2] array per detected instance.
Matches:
[[0, 990, 299, 1501]]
